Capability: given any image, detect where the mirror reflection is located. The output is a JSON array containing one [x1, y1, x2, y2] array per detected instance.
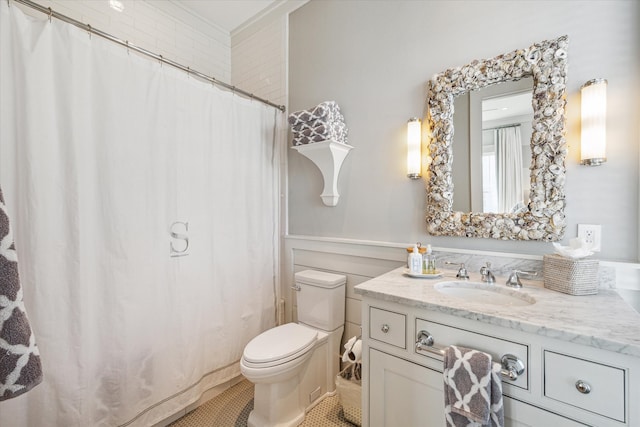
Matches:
[[452, 78, 533, 215], [480, 88, 533, 214]]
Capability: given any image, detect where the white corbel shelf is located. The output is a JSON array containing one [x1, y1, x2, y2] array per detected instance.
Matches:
[[291, 140, 353, 207]]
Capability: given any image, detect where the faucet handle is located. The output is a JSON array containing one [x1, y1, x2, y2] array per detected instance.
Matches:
[[506, 271, 523, 288], [445, 262, 469, 280], [506, 270, 537, 288]]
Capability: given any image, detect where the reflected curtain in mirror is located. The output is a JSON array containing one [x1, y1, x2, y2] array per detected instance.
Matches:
[[482, 125, 525, 213], [495, 125, 524, 213]]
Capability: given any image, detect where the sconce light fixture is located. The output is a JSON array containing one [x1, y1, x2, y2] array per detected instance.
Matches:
[[580, 79, 607, 166], [407, 117, 421, 179]]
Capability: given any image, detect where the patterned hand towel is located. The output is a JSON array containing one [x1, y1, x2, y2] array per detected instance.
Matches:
[[290, 110, 345, 132], [292, 122, 349, 146], [288, 100, 340, 127], [0, 187, 43, 400], [443, 345, 504, 427]]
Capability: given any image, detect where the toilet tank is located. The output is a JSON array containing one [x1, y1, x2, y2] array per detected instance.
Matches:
[[295, 270, 346, 332]]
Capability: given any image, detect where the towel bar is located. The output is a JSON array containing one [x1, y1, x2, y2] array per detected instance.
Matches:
[[415, 330, 525, 381]]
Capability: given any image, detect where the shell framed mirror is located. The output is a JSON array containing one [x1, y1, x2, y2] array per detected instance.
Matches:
[[425, 35, 569, 241]]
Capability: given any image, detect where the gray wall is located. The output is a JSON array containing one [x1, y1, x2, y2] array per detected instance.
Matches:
[[288, 0, 640, 262]]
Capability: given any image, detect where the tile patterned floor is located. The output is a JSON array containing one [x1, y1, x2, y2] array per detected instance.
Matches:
[[169, 379, 357, 427]]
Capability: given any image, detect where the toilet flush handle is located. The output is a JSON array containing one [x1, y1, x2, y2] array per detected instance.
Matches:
[[291, 284, 301, 291]]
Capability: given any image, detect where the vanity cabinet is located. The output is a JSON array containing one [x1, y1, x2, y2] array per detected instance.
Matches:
[[369, 348, 445, 427], [360, 297, 639, 427]]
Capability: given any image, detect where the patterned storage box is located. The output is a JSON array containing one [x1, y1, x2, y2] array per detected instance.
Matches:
[[335, 367, 362, 426], [543, 254, 599, 295]]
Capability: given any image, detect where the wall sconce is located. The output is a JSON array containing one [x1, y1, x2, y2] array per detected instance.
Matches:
[[580, 79, 607, 166], [407, 117, 422, 179]]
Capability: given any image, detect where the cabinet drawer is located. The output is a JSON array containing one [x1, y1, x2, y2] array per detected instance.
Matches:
[[415, 318, 529, 390], [369, 307, 406, 348], [544, 351, 625, 422]]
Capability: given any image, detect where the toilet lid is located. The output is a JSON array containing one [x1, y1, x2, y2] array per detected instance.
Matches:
[[243, 323, 317, 365]]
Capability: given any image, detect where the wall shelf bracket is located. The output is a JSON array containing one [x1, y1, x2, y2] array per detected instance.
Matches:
[[292, 140, 353, 206]]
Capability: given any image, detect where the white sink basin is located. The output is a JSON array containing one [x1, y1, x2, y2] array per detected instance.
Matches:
[[434, 281, 536, 307]]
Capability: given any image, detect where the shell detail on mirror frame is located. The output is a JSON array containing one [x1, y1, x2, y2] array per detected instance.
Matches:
[[425, 35, 569, 241]]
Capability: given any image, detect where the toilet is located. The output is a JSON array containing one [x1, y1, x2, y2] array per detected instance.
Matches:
[[241, 269, 346, 427]]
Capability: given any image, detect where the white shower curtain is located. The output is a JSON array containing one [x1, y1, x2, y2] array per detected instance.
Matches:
[[0, 3, 281, 426], [495, 126, 524, 213]]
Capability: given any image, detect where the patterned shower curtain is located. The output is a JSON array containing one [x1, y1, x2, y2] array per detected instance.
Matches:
[[0, 2, 281, 426]]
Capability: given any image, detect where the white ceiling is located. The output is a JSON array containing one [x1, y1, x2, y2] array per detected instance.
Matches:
[[174, 0, 278, 33], [482, 91, 533, 123]]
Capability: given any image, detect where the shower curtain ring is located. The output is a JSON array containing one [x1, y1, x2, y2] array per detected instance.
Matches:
[[47, 7, 52, 22], [87, 24, 92, 39], [125, 40, 129, 55], [159, 55, 163, 67]]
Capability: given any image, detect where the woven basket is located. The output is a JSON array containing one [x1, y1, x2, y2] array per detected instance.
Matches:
[[335, 367, 362, 426], [543, 254, 599, 295]]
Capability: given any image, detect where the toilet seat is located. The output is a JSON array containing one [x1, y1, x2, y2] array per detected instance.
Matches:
[[243, 323, 317, 368]]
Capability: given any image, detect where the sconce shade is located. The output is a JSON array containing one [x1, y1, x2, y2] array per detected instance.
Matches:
[[407, 117, 422, 179], [580, 79, 607, 166]]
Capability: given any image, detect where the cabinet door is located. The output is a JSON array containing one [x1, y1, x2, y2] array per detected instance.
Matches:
[[370, 349, 445, 427], [504, 396, 586, 427], [369, 349, 586, 427]]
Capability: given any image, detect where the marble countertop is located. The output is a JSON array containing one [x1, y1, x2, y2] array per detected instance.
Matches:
[[354, 267, 640, 358]]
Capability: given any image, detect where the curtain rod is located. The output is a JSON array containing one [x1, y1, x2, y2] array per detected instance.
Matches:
[[11, 0, 286, 113], [483, 123, 522, 131]]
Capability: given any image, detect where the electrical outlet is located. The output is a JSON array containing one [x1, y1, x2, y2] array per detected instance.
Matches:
[[578, 224, 601, 252]]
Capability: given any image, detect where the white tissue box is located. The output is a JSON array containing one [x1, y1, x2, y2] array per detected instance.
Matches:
[[543, 254, 599, 295]]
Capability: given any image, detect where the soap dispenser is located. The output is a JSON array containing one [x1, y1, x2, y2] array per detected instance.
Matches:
[[409, 244, 422, 274], [423, 244, 436, 274]]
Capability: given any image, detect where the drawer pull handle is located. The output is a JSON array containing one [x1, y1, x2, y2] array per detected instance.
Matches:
[[500, 354, 525, 381], [381, 324, 390, 333], [575, 380, 591, 394], [415, 330, 435, 348], [415, 330, 525, 381]]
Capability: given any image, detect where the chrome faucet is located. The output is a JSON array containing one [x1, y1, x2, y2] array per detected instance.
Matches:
[[480, 262, 496, 284], [445, 262, 469, 280], [506, 270, 537, 289]]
